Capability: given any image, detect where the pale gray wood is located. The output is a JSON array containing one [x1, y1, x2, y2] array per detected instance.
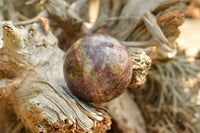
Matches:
[[113, 0, 180, 40], [143, 11, 172, 51], [106, 91, 147, 133], [0, 0, 188, 132], [0, 22, 111, 133]]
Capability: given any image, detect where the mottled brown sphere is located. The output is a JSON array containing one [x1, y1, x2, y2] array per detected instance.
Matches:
[[63, 34, 133, 103]]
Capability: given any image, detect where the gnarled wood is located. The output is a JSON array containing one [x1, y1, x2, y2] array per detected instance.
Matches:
[[0, 0, 190, 132], [40, 0, 186, 62], [0, 22, 111, 133]]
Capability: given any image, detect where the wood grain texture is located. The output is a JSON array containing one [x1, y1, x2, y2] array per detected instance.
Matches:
[[0, 22, 111, 133]]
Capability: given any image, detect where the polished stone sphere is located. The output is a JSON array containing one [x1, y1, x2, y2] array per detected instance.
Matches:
[[63, 34, 133, 103]]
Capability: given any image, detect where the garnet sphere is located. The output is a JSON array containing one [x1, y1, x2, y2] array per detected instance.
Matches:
[[63, 34, 133, 103]]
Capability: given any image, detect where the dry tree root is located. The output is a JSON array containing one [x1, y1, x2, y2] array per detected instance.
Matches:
[[0, 22, 111, 133], [0, 0, 195, 133], [14, 0, 187, 62]]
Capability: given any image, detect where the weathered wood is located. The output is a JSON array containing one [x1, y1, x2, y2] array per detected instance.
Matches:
[[143, 11, 172, 52], [38, 0, 186, 62], [106, 91, 146, 133], [0, 22, 111, 133], [0, 0, 190, 132], [127, 47, 151, 89]]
